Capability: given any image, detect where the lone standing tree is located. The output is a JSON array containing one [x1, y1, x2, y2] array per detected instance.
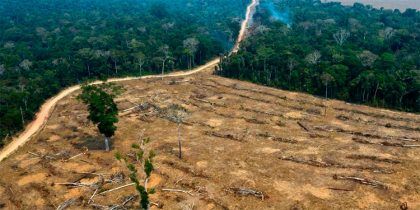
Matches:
[[78, 83, 121, 151], [164, 104, 188, 159]]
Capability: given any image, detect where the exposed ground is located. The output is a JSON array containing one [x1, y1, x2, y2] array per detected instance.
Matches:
[[0, 66, 419, 209], [322, 0, 420, 10]]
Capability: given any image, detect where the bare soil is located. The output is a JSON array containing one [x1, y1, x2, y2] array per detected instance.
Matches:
[[0, 67, 419, 209]]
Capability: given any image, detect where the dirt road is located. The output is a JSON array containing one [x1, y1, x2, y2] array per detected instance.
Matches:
[[0, 0, 259, 162], [232, 0, 259, 54]]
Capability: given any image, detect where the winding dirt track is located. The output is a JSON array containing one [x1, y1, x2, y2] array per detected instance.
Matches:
[[0, 0, 260, 162]]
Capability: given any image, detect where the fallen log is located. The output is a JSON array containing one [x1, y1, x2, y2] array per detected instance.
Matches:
[[227, 187, 265, 200], [333, 175, 388, 189], [98, 183, 135, 195], [297, 121, 310, 132], [162, 188, 194, 196]]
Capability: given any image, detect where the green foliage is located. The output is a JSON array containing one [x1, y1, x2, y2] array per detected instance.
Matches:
[[220, 0, 419, 112], [116, 137, 155, 209], [144, 159, 154, 178], [78, 83, 120, 139], [131, 143, 140, 149], [0, 0, 250, 146]]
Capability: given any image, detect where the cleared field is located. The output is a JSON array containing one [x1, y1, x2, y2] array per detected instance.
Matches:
[[0, 66, 419, 209], [322, 0, 420, 10]]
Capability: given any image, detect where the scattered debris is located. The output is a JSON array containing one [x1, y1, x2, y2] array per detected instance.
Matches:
[[257, 133, 298, 144], [162, 188, 194, 196], [56, 198, 78, 210], [352, 137, 420, 148], [327, 187, 353, 192], [297, 121, 310, 132], [400, 202, 409, 210], [205, 131, 243, 142], [226, 187, 265, 200], [346, 154, 401, 164], [333, 175, 388, 189], [279, 156, 394, 174], [98, 183, 135, 195]]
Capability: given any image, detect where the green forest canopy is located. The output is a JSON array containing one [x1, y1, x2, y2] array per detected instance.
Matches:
[[0, 0, 250, 145], [219, 0, 419, 112]]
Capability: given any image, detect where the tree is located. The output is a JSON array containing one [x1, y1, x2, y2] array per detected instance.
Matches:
[[78, 83, 122, 151], [183, 38, 199, 69], [78, 48, 94, 76], [0, 64, 5, 75], [287, 59, 297, 86], [19, 59, 32, 71], [133, 52, 146, 76], [164, 104, 188, 159], [358, 50, 378, 68], [257, 46, 275, 72], [110, 50, 124, 74], [321, 72, 334, 99], [305, 50, 321, 65], [158, 45, 173, 78], [333, 29, 350, 46], [382, 27, 395, 40]]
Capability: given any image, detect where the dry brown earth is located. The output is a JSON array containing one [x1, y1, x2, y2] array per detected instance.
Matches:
[[0, 66, 419, 209]]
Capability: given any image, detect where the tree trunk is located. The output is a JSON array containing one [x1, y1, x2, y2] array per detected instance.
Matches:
[[177, 123, 182, 159], [20, 106, 25, 126], [325, 83, 328, 99], [104, 137, 110, 151], [87, 64, 91, 76], [139, 63, 143, 76], [161, 60, 166, 80], [362, 89, 365, 102], [263, 59, 266, 72], [373, 83, 379, 102], [114, 60, 118, 74]]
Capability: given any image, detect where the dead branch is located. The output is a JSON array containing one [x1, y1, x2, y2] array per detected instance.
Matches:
[[297, 121, 310, 132], [327, 187, 353, 191], [56, 198, 77, 210], [108, 195, 137, 210], [90, 203, 109, 209], [74, 171, 110, 176], [279, 156, 394, 174], [88, 188, 98, 204], [257, 133, 298, 144], [98, 183, 135, 195], [162, 188, 194, 196], [28, 151, 56, 160], [205, 131, 243, 142], [150, 201, 163, 208], [54, 182, 92, 188], [353, 137, 420, 148], [346, 154, 401, 164], [67, 152, 87, 161], [333, 175, 388, 189], [402, 144, 420, 148], [227, 187, 265, 200]]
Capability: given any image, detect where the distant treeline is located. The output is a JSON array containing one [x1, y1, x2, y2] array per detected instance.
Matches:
[[219, 0, 419, 112], [0, 0, 250, 145]]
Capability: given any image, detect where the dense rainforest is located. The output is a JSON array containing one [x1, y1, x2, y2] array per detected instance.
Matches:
[[219, 0, 419, 112], [0, 0, 250, 145]]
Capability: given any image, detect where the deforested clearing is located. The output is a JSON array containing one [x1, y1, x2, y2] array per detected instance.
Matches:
[[0, 66, 419, 209]]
